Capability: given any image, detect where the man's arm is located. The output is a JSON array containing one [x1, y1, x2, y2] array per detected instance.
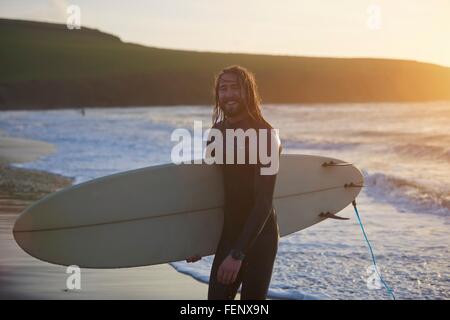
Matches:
[[185, 123, 222, 264], [231, 172, 277, 257], [230, 129, 281, 258]]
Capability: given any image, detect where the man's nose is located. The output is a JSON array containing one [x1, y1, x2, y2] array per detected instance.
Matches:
[[225, 89, 239, 99]]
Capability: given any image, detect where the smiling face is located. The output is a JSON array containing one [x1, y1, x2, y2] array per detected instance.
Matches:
[[217, 73, 246, 118]]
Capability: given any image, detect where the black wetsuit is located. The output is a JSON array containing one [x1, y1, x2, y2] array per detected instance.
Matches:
[[207, 116, 281, 300]]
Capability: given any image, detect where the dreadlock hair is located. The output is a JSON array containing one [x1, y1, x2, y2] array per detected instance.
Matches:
[[212, 65, 272, 128]]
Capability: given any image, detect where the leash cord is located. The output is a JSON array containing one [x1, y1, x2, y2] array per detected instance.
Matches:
[[352, 200, 396, 300]]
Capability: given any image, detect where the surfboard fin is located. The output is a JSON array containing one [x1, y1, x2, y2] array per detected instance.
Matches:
[[344, 182, 365, 188], [319, 211, 350, 220], [322, 160, 352, 167]]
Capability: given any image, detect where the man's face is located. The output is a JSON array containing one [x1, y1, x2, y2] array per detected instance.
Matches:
[[218, 73, 246, 117]]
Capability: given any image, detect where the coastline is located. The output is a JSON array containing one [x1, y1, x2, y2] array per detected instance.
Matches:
[[0, 134, 211, 299]]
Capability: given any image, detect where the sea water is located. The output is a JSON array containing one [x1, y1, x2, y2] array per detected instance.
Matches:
[[1, 102, 448, 299]]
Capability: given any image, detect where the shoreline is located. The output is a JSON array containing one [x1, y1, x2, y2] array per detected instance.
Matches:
[[2, 99, 450, 113], [0, 133, 56, 165], [0, 134, 211, 299]]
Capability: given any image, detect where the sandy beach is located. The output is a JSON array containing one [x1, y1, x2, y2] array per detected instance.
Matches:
[[0, 132, 55, 165], [0, 134, 213, 300]]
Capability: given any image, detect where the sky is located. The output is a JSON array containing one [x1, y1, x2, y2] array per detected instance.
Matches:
[[1, 0, 449, 67]]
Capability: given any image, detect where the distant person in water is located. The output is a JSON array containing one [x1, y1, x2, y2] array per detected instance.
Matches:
[[186, 65, 282, 300]]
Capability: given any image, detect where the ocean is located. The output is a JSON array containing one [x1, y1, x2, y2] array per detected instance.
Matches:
[[1, 102, 448, 299]]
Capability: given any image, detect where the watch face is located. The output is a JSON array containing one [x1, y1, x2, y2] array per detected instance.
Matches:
[[231, 250, 245, 260]]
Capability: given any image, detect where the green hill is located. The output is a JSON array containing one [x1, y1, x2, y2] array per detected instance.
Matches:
[[1, 18, 449, 109]]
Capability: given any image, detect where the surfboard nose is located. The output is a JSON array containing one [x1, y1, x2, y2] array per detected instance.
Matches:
[[12, 208, 37, 262], [13, 207, 31, 233]]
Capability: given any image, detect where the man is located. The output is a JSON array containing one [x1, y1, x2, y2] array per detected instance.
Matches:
[[186, 65, 281, 300]]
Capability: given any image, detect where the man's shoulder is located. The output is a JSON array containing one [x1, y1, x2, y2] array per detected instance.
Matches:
[[253, 118, 282, 154], [252, 118, 273, 130]]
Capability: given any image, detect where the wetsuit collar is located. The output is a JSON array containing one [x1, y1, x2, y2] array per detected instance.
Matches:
[[224, 112, 251, 127]]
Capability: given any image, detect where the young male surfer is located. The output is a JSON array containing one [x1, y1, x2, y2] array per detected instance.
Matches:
[[186, 65, 281, 300]]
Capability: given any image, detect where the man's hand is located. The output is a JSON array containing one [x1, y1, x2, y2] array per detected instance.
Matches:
[[186, 255, 202, 263], [217, 254, 242, 285]]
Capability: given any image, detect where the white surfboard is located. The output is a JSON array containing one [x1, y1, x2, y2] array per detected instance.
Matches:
[[13, 154, 364, 268]]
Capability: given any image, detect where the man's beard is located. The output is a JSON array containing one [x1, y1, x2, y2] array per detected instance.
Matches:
[[220, 99, 246, 118]]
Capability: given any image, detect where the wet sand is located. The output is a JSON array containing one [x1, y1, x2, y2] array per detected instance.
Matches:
[[0, 134, 55, 165], [0, 135, 212, 299]]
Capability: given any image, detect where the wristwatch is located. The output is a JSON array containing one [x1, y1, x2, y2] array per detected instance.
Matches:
[[230, 249, 246, 261]]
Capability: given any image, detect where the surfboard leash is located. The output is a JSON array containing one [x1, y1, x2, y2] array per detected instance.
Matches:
[[351, 199, 396, 300]]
